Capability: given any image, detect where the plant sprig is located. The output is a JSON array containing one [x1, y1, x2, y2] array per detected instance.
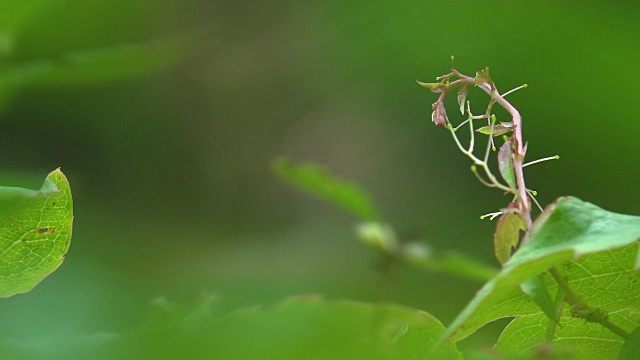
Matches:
[[418, 57, 559, 248]]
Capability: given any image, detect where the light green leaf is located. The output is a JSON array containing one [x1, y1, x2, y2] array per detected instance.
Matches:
[[619, 327, 640, 360], [0, 168, 73, 297], [416, 80, 451, 92], [438, 197, 640, 343], [356, 222, 399, 254], [0, 297, 461, 359], [493, 209, 523, 265], [476, 123, 513, 137], [272, 157, 380, 221], [194, 297, 462, 360], [496, 245, 639, 359], [497, 139, 517, 189]]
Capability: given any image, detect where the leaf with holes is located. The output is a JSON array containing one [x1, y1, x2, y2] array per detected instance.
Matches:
[[0, 168, 73, 297]]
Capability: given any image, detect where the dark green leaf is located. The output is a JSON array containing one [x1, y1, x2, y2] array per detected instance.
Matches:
[[618, 327, 640, 360], [272, 157, 380, 221], [0, 36, 197, 89]]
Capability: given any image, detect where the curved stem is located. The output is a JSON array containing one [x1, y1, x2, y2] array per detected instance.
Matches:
[[453, 72, 532, 235]]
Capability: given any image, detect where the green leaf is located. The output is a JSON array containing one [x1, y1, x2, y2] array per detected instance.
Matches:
[[495, 245, 639, 359], [475, 67, 492, 85], [493, 209, 523, 265], [1, 297, 461, 359], [406, 250, 499, 283], [193, 297, 462, 360], [0, 168, 73, 297], [0, 36, 197, 89], [497, 139, 517, 189], [438, 197, 640, 344], [520, 274, 558, 322], [272, 157, 380, 221], [457, 84, 469, 115], [619, 327, 640, 360], [416, 80, 451, 92], [0, 1, 56, 34], [476, 123, 513, 136]]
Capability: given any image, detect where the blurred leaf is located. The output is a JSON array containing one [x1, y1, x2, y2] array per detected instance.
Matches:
[[187, 297, 462, 360], [0, 168, 73, 297], [0, 36, 196, 89], [619, 327, 640, 360], [0, 34, 201, 114], [0, 297, 462, 360], [497, 139, 517, 189], [356, 222, 398, 253], [272, 157, 380, 221], [493, 209, 523, 265], [476, 123, 513, 136], [0, 0, 57, 33], [407, 250, 498, 283], [439, 197, 640, 343]]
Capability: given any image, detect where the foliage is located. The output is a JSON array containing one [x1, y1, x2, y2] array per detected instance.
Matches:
[[269, 61, 640, 359], [0, 168, 73, 297]]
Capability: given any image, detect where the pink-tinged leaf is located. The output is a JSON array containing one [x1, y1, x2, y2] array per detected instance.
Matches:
[[498, 139, 517, 189], [431, 101, 448, 127], [457, 84, 469, 115], [494, 208, 524, 265], [475, 67, 491, 85]]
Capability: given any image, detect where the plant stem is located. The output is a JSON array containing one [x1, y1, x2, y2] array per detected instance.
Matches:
[[548, 267, 630, 340], [452, 72, 532, 236], [545, 285, 565, 342]]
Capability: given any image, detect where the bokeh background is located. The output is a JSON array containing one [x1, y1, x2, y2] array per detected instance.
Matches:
[[0, 0, 639, 356]]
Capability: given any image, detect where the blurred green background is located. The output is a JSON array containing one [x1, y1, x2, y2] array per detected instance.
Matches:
[[0, 0, 639, 356]]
